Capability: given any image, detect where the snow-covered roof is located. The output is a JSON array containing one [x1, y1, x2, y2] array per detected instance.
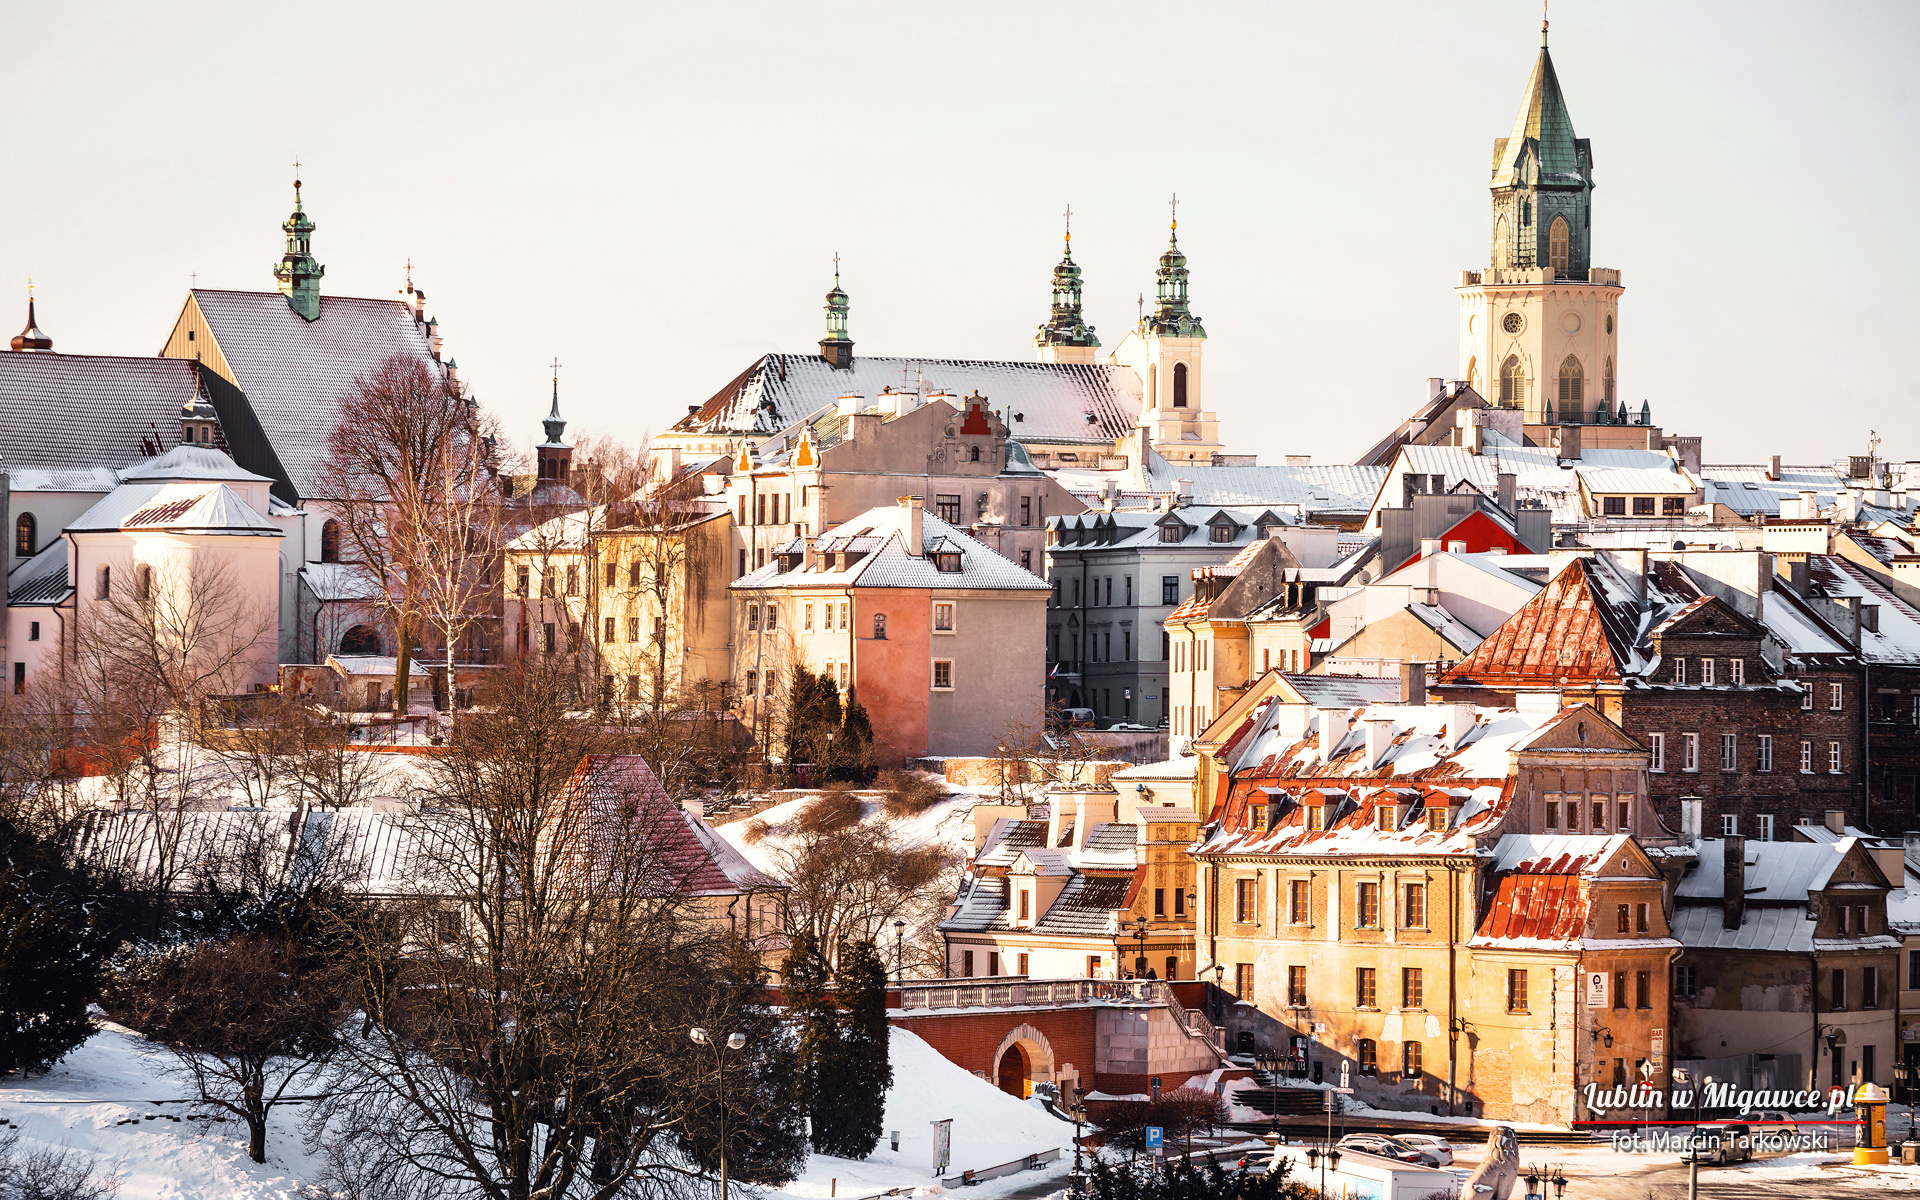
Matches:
[[66, 481, 281, 537], [1140, 451, 1386, 514], [1677, 837, 1859, 903], [117, 443, 275, 485], [301, 562, 386, 603], [1370, 440, 1697, 530], [5, 466, 121, 493], [6, 541, 71, 605], [1806, 556, 1920, 666], [1698, 464, 1848, 517], [328, 654, 431, 679], [0, 352, 207, 475], [1274, 674, 1402, 708], [732, 506, 1048, 592]]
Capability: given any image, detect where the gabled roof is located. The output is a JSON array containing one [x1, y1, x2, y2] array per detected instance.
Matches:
[[1676, 837, 1876, 904], [66, 481, 281, 537], [0, 352, 207, 473], [6, 542, 71, 605], [1440, 558, 1638, 688], [1806, 556, 1920, 666], [180, 290, 439, 498], [670, 353, 1140, 447], [731, 506, 1047, 592], [117, 443, 275, 485], [1272, 674, 1402, 708]]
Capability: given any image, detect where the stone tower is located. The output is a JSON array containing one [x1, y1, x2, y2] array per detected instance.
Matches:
[[273, 177, 325, 322], [1133, 202, 1221, 464], [536, 366, 572, 483], [1035, 211, 1099, 364], [1457, 19, 1622, 426]]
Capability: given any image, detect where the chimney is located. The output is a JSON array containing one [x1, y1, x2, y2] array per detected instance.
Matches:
[[1446, 703, 1477, 750], [1824, 809, 1847, 835], [1173, 479, 1194, 508], [1420, 537, 1441, 561], [1399, 661, 1427, 704], [1767, 454, 1782, 482], [686, 403, 701, 417], [1722, 835, 1746, 930], [1046, 793, 1071, 848], [1429, 377, 1445, 400], [1679, 797, 1701, 843], [1316, 709, 1348, 760], [1788, 559, 1808, 594], [837, 392, 866, 416], [1797, 490, 1818, 519], [1497, 472, 1517, 515], [1273, 703, 1311, 744], [1364, 718, 1397, 768], [899, 496, 924, 555]]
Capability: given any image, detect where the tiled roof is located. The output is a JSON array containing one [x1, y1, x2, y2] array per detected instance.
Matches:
[[1805, 556, 1920, 666], [1471, 873, 1589, 951], [1141, 452, 1386, 515], [66, 482, 280, 537], [1493, 45, 1585, 186], [0, 353, 206, 473], [975, 818, 1049, 868], [1275, 674, 1402, 708], [301, 562, 385, 603], [671, 353, 1141, 447], [1032, 872, 1136, 936], [186, 290, 439, 498], [7, 543, 70, 605], [564, 754, 780, 897], [941, 874, 1010, 932], [1440, 558, 1639, 688], [732, 506, 1048, 592]]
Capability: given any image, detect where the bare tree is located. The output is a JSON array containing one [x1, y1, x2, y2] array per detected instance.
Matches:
[[0, 1128, 118, 1200], [322, 354, 502, 719]]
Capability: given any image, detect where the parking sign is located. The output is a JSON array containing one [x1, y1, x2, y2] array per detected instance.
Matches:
[[1144, 1126, 1164, 1152]]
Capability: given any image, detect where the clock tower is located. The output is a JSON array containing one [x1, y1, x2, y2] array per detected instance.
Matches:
[[1457, 19, 1623, 427]]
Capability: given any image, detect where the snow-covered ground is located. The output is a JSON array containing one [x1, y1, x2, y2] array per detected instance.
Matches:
[[715, 782, 988, 877], [0, 1024, 1070, 1200]]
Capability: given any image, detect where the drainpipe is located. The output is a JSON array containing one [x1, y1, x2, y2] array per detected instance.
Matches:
[[1448, 861, 1461, 1116], [1861, 661, 1872, 831], [844, 583, 857, 704], [1664, 944, 1684, 1122], [1810, 950, 1822, 1092]]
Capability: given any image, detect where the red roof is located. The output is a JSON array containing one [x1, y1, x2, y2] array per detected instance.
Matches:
[[1473, 873, 1591, 949], [1440, 558, 1636, 688], [564, 755, 778, 897]]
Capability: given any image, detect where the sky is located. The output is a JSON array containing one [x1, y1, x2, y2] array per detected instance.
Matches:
[[4, 1, 1917, 468]]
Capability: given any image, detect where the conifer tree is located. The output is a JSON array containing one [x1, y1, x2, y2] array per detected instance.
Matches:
[[820, 938, 891, 1159], [782, 929, 842, 1151], [0, 816, 126, 1076], [831, 698, 876, 784]]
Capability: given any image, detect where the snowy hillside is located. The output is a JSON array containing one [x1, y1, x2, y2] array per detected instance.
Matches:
[[715, 784, 989, 877]]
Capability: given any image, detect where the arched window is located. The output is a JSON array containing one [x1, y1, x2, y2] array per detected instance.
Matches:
[[1492, 217, 1509, 266], [1172, 362, 1189, 408], [134, 564, 152, 602], [969, 446, 980, 463], [13, 513, 34, 557], [1499, 356, 1526, 407], [872, 613, 887, 640], [1548, 216, 1570, 277], [1465, 357, 1479, 394], [320, 519, 341, 564], [1558, 356, 1585, 415], [339, 625, 382, 656], [1603, 357, 1616, 405], [96, 565, 111, 600]]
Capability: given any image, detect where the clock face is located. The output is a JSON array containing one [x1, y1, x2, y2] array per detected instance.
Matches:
[[1502, 312, 1524, 335]]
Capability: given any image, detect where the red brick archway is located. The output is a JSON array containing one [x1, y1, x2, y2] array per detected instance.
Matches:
[[996, 1041, 1031, 1096]]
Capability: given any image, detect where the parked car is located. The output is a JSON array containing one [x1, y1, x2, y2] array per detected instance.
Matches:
[[1748, 1110, 1799, 1135], [1681, 1124, 1754, 1165], [1054, 707, 1096, 729], [1336, 1134, 1441, 1168], [1395, 1134, 1454, 1165]]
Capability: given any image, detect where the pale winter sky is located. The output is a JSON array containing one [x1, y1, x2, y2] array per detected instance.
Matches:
[[3, 1, 1916, 468]]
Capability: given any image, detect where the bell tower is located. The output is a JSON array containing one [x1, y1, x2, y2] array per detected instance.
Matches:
[[536, 359, 572, 483], [1457, 19, 1623, 429], [819, 256, 854, 370], [273, 171, 325, 322], [1035, 207, 1099, 364], [1135, 198, 1221, 464]]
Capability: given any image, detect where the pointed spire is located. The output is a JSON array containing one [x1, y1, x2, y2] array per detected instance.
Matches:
[[273, 166, 326, 321], [1146, 194, 1205, 339], [1035, 205, 1099, 351], [11, 279, 51, 352], [820, 254, 854, 370], [541, 357, 569, 447]]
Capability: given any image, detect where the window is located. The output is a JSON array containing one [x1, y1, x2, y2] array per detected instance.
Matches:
[[1663, 497, 1686, 516], [1548, 216, 1570, 275], [1632, 497, 1656, 516], [1802, 687, 1814, 711], [1636, 970, 1651, 1010], [1402, 1041, 1423, 1081], [1020, 550, 1032, 569], [604, 562, 617, 588], [1544, 795, 1560, 829], [1250, 804, 1268, 831], [1019, 496, 1031, 526], [764, 669, 776, 696], [516, 565, 530, 595], [933, 602, 954, 632], [625, 675, 640, 701], [1636, 902, 1650, 933], [1087, 955, 1101, 978], [1910, 950, 1920, 991], [1162, 576, 1179, 605], [1104, 578, 1113, 606], [1592, 796, 1606, 830], [968, 446, 981, 463], [987, 952, 999, 977], [565, 565, 579, 596], [1018, 890, 1030, 922], [11, 663, 22, 695], [935, 495, 961, 523], [1603, 496, 1625, 516], [931, 660, 953, 690], [1720, 733, 1737, 772], [1613, 971, 1627, 1010], [1700, 658, 1715, 686], [1154, 888, 1165, 917], [1650, 733, 1665, 772], [737, 549, 747, 577], [804, 603, 814, 631], [1830, 741, 1843, 773], [1757, 734, 1773, 772], [1617, 796, 1632, 830], [1173, 361, 1190, 408], [603, 617, 615, 643], [1242, 963, 1261, 1003], [1356, 882, 1380, 928], [1173, 889, 1186, 917], [317, 518, 337, 563], [1356, 1038, 1377, 1075], [1506, 970, 1528, 1013], [1616, 904, 1631, 934], [1564, 797, 1581, 830], [1830, 683, 1844, 711], [1857, 905, 1872, 936], [746, 604, 760, 631], [745, 669, 758, 696], [838, 602, 849, 630], [1682, 733, 1699, 772], [1831, 968, 1847, 1011], [27, 621, 38, 642], [1289, 880, 1310, 925], [873, 613, 887, 639], [1730, 658, 1745, 686], [1801, 740, 1814, 772], [1402, 882, 1426, 928], [765, 604, 777, 630], [629, 561, 643, 587], [1721, 814, 1739, 836], [1500, 355, 1526, 406], [1017, 953, 1030, 977], [1210, 522, 1234, 544], [542, 623, 556, 653], [1235, 879, 1257, 924], [1402, 968, 1424, 1009], [622, 616, 637, 642], [1675, 964, 1697, 998], [1757, 813, 1774, 841], [95, 565, 110, 599], [1286, 965, 1306, 1007], [1672, 659, 1687, 685], [1124, 577, 1133, 606], [1356, 968, 1377, 1009]]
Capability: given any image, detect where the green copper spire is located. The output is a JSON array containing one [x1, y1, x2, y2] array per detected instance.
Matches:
[[273, 171, 325, 322], [819, 254, 854, 369], [1146, 195, 1205, 339], [1486, 17, 1593, 276], [1035, 206, 1099, 350]]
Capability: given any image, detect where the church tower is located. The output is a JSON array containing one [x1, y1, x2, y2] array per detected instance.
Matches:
[[536, 363, 572, 483], [819, 258, 853, 370], [1457, 18, 1622, 427], [1035, 210, 1098, 364], [1119, 200, 1222, 464], [273, 177, 326, 322]]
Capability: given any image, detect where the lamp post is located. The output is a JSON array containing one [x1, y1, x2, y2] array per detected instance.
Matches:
[[893, 919, 906, 982], [1304, 1144, 1341, 1198], [1069, 1084, 1087, 1198], [1131, 916, 1150, 980], [690, 1027, 748, 1200]]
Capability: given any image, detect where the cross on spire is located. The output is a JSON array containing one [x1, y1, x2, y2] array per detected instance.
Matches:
[[833, 252, 841, 285], [26, 276, 33, 298], [1064, 203, 1072, 244], [1170, 192, 1178, 233], [550, 356, 563, 383]]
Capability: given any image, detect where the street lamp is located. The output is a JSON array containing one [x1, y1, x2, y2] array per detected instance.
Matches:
[[1305, 1145, 1342, 1197], [1069, 1084, 1088, 1197], [690, 1027, 749, 1200], [893, 919, 906, 982], [1130, 916, 1150, 979]]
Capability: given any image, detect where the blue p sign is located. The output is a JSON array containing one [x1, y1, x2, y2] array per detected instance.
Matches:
[[1145, 1126, 1164, 1150]]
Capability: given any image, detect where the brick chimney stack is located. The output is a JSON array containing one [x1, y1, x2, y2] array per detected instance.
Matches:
[[1722, 836, 1746, 931]]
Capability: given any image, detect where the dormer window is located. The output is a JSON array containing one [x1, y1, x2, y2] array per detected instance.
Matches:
[[1376, 807, 1396, 832], [934, 552, 962, 573], [1159, 522, 1187, 544], [1307, 805, 1326, 831], [1428, 807, 1449, 832], [1209, 521, 1236, 544]]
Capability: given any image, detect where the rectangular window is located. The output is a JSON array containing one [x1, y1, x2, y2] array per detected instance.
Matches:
[[988, 952, 999, 977], [1866, 969, 1882, 1010], [1650, 733, 1665, 772], [1636, 902, 1650, 933], [1286, 965, 1306, 1007], [1830, 741, 1843, 773], [1124, 576, 1133, 606], [1357, 1038, 1377, 1075], [1758, 734, 1773, 772], [1617, 796, 1631, 831], [1730, 658, 1745, 686], [745, 669, 758, 696], [1017, 953, 1029, 976], [1592, 797, 1606, 830], [625, 675, 640, 701], [805, 603, 814, 631], [1663, 497, 1687, 516], [1613, 971, 1627, 1010], [737, 548, 747, 577], [932, 660, 953, 690], [1603, 496, 1625, 516], [1543, 796, 1559, 829], [1700, 657, 1715, 686], [1632, 496, 1655, 516], [1241, 963, 1260, 1003], [1356, 967, 1377, 1008], [1682, 733, 1699, 772], [1856, 905, 1869, 933], [1087, 954, 1101, 978], [1675, 964, 1697, 998], [1402, 882, 1426, 928], [1018, 890, 1030, 922], [1616, 904, 1631, 934], [934, 602, 955, 632], [1506, 969, 1528, 1013], [1636, 971, 1651, 1010], [1235, 879, 1257, 924], [605, 562, 617, 588], [1801, 740, 1814, 772], [1289, 879, 1310, 925], [764, 670, 775, 696], [1162, 576, 1179, 606], [515, 565, 530, 595], [1831, 968, 1847, 1011], [1721, 813, 1739, 836], [541, 570, 554, 598], [1757, 813, 1774, 841], [603, 617, 615, 643], [1830, 683, 1844, 711], [26, 621, 37, 642], [1720, 733, 1737, 771], [1910, 951, 1920, 991], [963, 950, 975, 977], [935, 494, 961, 523], [747, 603, 760, 631], [765, 604, 777, 630], [1673, 658, 1686, 685], [1402, 968, 1424, 1009], [1403, 1041, 1422, 1080], [1174, 889, 1185, 917], [1154, 888, 1166, 917], [542, 623, 555, 653], [629, 561, 642, 587], [1564, 797, 1581, 830], [566, 565, 579, 596], [1356, 882, 1380, 928], [628, 616, 640, 642], [1020, 496, 1032, 526], [1020, 550, 1032, 570]]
